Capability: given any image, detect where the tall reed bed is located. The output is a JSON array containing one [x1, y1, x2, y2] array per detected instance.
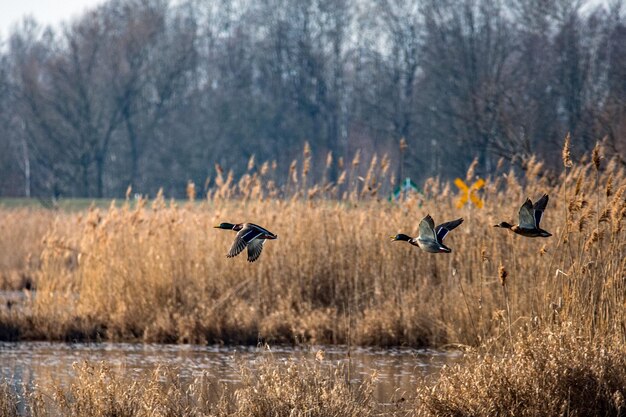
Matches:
[[1, 142, 625, 416], [0, 208, 60, 290], [0, 143, 624, 348], [416, 327, 626, 416]]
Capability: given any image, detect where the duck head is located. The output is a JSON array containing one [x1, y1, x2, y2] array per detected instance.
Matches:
[[214, 222, 237, 230], [390, 233, 412, 242]]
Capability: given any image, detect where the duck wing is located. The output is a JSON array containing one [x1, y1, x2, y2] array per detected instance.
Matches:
[[518, 198, 536, 229], [247, 223, 277, 238], [227, 224, 264, 258], [418, 214, 437, 242], [436, 218, 464, 243], [247, 239, 265, 262], [532, 194, 549, 228]]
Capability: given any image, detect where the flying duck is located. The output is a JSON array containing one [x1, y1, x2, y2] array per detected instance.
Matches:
[[391, 215, 464, 253], [494, 194, 552, 237], [215, 222, 277, 262]]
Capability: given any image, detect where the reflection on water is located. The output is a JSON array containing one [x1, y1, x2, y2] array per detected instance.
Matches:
[[0, 341, 460, 405]]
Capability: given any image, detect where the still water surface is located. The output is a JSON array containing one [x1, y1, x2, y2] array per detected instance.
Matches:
[[0, 341, 459, 406]]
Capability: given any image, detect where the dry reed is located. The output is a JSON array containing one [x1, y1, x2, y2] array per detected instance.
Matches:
[[0, 144, 623, 351], [0, 209, 59, 290], [0, 383, 19, 417], [416, 328, 626, 416], [1, 331, 624, 416], [1, 354, 380, 417], [0, 140, 625, 416]]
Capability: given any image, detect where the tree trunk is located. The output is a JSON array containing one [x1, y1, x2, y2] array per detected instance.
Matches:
[[96, 155, 104, 198], [21, 136, 30, 197], [125, 112, 139, 191]]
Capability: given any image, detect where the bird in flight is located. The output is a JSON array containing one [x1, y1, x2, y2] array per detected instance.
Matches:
[[494, 194, 552, 237], [391, 215, 464, 253], [215, 222, 277, 262]]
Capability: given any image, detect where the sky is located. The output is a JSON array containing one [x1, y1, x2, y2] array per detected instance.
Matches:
[[0, 0, 614, 39], [0, 0, 105, 37]]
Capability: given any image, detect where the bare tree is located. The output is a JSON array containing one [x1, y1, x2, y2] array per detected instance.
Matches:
[[103, 0, 198, 191], [10, 16, 124, 197], [1, 0, 624, 198]]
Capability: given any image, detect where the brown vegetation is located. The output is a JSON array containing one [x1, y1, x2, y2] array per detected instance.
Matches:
[[1, 332, 624, 416], [0, 382, 19, 417], [0, 208, 57, 290], [1, 355, 379, 417], [0, 146, 625, 350], [416, 329, 626, 416], [1, 144, 625, 414]]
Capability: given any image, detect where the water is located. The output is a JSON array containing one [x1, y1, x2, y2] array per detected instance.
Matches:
[[0, 341, 459, 406]]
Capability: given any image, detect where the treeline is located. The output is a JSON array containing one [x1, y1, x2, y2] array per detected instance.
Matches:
[[0, 0, 624, 198]]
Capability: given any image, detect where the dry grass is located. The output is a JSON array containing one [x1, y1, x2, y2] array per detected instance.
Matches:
[[0, 208, 58, 290], [416, 329, 626, 416], [1, 142, 625, 416], [0, 354, 379, 417], [0, 145, 624, 348], [0, 382, 19, 417], [232, 355, 378, 417], [24, 361, 221, 417], [1, 332, 623, 416]]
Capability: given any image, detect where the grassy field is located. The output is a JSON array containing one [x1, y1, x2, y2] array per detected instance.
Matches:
[[1, 144, 625, 415], [0, 198, 109, 210]]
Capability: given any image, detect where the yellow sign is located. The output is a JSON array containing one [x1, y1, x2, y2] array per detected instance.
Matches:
[[455, 178, 485, 208]]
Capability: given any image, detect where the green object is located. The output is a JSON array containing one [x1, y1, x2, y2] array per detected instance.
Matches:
[[390, 177, 420, 201]]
